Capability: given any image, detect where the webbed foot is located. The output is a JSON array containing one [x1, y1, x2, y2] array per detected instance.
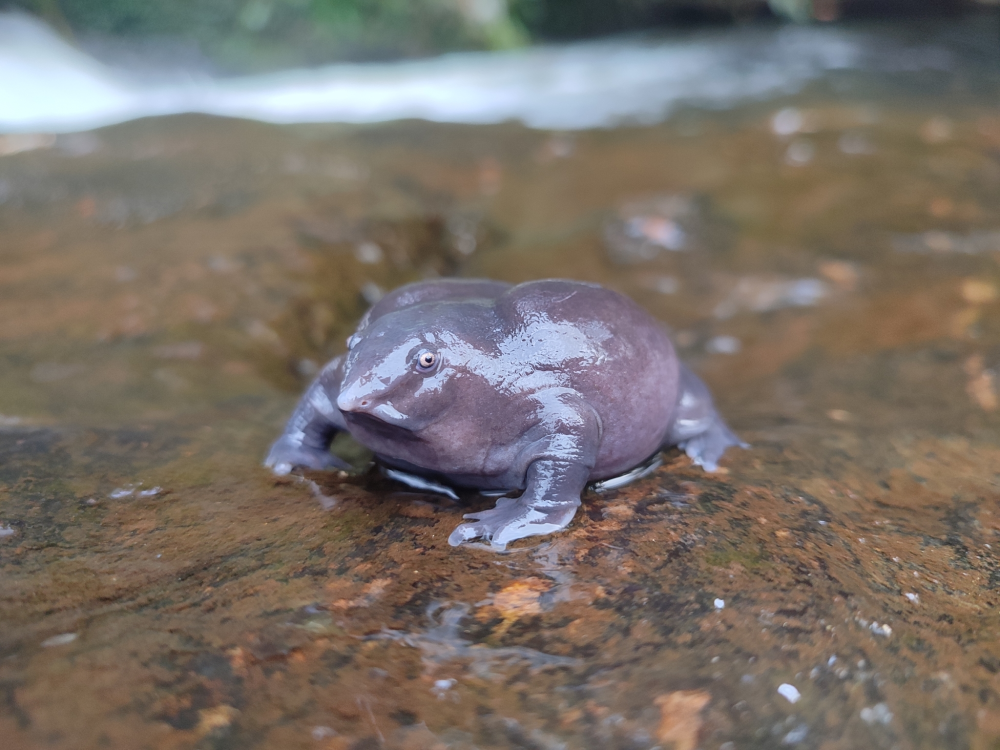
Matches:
[[678, 418, 748, 473], [264, 435, 350, 476], [667, 362, 748, 472], [447, 495, 581, 551]]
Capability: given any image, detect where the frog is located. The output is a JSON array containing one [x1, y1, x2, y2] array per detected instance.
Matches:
[[264, 278, 746, 549]]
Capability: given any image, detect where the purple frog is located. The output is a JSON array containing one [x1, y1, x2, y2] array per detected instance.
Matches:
[[265, 278, 745, 549]]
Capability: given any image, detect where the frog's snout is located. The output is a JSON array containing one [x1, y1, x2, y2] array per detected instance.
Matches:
[[336, 382, 373, 413]]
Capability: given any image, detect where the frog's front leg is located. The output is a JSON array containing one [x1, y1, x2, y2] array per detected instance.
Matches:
[[264, 355, 351, 475], [665, 362, 748, 472], [448, 393, 599, 550], [448, 460, 591, 550]]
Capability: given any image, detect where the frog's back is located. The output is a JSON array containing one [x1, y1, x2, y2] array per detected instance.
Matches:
[[358, 278, 511, 332], [496, 280, 680, 479]]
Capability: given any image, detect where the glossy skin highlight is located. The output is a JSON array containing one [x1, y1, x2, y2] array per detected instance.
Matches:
[[265, 279, 746, 549]]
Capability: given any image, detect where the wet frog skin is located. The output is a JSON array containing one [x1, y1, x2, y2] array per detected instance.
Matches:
[[265, 278, 746, 549]]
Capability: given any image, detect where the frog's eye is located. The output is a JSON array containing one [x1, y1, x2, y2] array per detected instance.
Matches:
[[415, 350, 437, 372]]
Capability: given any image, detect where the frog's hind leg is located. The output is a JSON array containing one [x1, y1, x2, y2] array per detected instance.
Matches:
[[676, 420, 747, 473], [665, 363, 748, 473]]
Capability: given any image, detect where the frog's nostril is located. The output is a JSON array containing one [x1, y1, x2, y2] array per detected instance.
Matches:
[[360, 400, 369, 407]]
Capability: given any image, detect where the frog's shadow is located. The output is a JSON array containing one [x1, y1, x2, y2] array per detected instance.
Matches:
[[389, 452, 665, 502], [302, 450, 682, 537]]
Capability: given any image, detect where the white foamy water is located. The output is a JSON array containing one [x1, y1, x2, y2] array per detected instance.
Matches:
[[0, 12, 952, 134]]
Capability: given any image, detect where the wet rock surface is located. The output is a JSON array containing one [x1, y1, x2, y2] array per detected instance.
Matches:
[[3, 85, 1000, 749]]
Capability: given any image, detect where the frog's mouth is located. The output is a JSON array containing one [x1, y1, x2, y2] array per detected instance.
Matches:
[[361, 402, 411, 428], [338, 381, 414, 428], [343, 410, 420, 441]]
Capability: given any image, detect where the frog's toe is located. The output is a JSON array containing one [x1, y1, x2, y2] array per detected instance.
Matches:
[[447, 497, 579, 550], [263, 436, 349, 475], [446, 498, 516, 547], [680, 419, 748, 473]]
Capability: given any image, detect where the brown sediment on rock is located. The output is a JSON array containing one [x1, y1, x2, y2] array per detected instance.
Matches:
[[1, 97, 1000, 748], [654, 690, 712, 750]]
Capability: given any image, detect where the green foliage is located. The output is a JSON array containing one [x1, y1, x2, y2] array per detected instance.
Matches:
[[510, 0, 653, 38], [5, 0, 753, 69], [4, 0, 530, 68], [766, 0, 813, 21], [15, 0, 238, 35], [509, 0, 749, 39]]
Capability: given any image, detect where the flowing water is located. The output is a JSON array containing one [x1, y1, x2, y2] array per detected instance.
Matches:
[[2, 13, 1000, 750]]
